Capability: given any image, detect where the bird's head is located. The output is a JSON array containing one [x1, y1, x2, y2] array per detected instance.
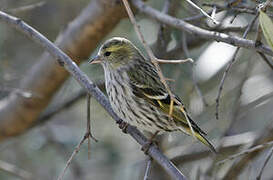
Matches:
[[89, 37, 141, 69]]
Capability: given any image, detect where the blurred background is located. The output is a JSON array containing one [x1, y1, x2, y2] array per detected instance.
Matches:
[[1, 0, 273, 179]]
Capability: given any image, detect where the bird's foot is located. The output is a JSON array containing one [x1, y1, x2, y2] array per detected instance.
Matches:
[[119, 121, 129, 133], [141, 140, 158, 154], [141, 131, 159, 154]]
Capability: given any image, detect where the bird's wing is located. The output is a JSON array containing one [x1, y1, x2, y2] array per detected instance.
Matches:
[[127, 62, 206, 135], [127, 62, 216, 153]]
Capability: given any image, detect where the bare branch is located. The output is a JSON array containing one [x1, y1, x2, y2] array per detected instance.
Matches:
[[143, 158, 153, 180], [0, 10, 186, 180], [131, 0, 273, 57], [239, 91, 273, 119], [223, 123, 273, 179], [215, 13, 259, 119], [0, 160, 33, 180], [258, 52, 273, 70], [37, 81, 105, 125], [156, 58, 193, 64], [185, 0, 219, 24], [0, 0, 126, 141], [218, 140, 273, 165], [203, 3, 273, 18], [7, 2, 46, 14], [169, 131, 257, 164]]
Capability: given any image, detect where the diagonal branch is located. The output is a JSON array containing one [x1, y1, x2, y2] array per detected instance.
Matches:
[[0, 10, 186, 180], [0, 0, 126, 141], [131, 0, 273, 57]]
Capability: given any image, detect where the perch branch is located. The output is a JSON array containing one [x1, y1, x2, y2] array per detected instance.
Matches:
[[0, 0, 126, 141], [0, 10, 186, 180]]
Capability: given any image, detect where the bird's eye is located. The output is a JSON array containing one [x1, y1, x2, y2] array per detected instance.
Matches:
[[104, 51, 111, 56]]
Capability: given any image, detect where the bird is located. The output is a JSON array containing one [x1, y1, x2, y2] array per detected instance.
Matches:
[[89, 37, 216, 153]]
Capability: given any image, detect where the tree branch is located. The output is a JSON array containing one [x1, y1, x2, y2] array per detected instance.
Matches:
[[37, 81, 105, 125], [0, 160, 33, 180], [0, 0, 126, 141], [0, 10, 186, 180], [131, 0, 273, 56]]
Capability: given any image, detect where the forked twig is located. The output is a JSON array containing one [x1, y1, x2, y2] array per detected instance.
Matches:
[[86, 94, 98, 158], [57, 93, 97, 180]]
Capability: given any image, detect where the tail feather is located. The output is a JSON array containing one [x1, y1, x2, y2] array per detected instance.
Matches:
[[194, 131, 217, 153]]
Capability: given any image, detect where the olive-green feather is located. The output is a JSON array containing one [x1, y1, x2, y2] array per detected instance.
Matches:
[[128, 65, 216, 153]]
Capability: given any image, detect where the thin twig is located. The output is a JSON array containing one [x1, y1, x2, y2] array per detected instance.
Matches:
[[0, 10, 186, 180], [58, 94, 98, 179], [151, 0, 172, 58], [255, 21, 262, 45], [156, 58, 193, 64], [38, 82, 105, 124], [42, 127, 84, 179], [121, 0, 175, 105], [8, 1, 45, 14], [222, 121, 273, 179], [203, 3, 273, 18], [256, 146, 273, 180], [258, 52, 273, 70], [183, 9, 213, 22], [181, 31, 208, 106], [192, 64, 209, 107], [181, 32, 190, 58], [121, 0, 196, 139], [215, 13, 259, 120], [0, 160, 33, 180], [185, 0, 219, 24], [86, 93, 97, 158], [143, 158, 153, 180], [239, 91, 273, 119], [38, 90, 85, 122], [57, 135, 87, 180], [0, 86, 34, 98], [217, 140, 273, 165]]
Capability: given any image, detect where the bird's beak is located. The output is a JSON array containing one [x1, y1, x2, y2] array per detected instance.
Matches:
[[89, 55, 102, 64]]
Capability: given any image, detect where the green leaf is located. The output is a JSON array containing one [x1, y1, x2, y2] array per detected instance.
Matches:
[[259, 10, 273, 50]]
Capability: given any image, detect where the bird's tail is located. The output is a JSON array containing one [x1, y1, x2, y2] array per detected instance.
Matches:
[[190, 129, 217, 153]]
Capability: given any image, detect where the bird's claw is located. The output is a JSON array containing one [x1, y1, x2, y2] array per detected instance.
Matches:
[[119, 121, 129, 133], [141, 140, 158, 155]]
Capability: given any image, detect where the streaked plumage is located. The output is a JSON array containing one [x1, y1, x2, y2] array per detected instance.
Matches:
[[89, 37, 215, 153]]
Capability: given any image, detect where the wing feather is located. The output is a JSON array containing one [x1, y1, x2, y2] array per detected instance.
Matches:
[[127, 62, 216, 152]]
